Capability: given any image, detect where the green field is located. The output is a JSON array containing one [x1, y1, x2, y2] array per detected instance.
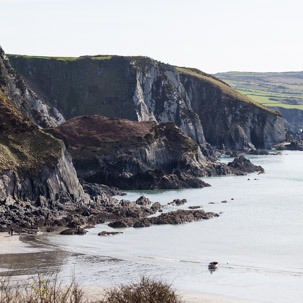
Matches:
[[8, 54, 112, 61], [215, 71, 303, 110]]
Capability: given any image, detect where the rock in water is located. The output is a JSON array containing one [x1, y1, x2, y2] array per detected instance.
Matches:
[[109, 209, 219, 228], [98, 231, 123, 236], [168, 199, 187, 206], [227, 155, 265, 175], [60, 228, 88, 235]]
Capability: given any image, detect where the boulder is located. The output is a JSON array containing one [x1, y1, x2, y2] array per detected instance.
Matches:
[[60, 228, 88, 235], [151, 202, 162, 212], [135, 196, 152, 206], [98, 231, 123, 236], [168, 199, 187, 206]]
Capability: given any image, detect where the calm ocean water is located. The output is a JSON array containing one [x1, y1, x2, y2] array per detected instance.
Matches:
[[8, 151, 303, 302]]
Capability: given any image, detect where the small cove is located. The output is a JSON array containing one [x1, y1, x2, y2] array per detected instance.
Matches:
[[1, 151, 303, 303]]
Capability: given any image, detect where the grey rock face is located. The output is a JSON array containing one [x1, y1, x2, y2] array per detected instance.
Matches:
[[0, 47, 64, 127], [131, 63, 206, 145], [180, 73, 285, 149], [274, 107, 303, 131], [0, 144, 88, 203], [8, 54, 285, 149]]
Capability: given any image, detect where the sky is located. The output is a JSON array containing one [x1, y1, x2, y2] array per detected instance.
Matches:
[[1, 0, 303, 73]]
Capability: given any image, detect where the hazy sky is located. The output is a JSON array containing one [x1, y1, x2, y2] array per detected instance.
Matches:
[[1, 0, 303, 73]]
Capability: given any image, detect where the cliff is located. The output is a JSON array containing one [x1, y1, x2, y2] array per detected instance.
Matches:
[[8, 54, 285, 149], [178, 67, 285, 149], [0, 47, 93, 230], [0, 90, 91, 229], [0, 47, 64, 128], [274, 107, 303, 131], [47, 115, 212, 189]]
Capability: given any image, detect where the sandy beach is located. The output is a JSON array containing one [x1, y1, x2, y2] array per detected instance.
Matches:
[[0, 232, 34, 254]]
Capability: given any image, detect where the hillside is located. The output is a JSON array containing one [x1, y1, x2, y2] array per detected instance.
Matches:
[[8, 54, 285, 149], [215, 71, 303, 110]]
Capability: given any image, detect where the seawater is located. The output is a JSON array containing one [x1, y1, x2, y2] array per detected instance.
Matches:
[[20, 152, 303, 302]]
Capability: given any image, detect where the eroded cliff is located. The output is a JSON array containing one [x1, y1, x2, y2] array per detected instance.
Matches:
[[0, 47, 64, 128], [8, 54, 285, 149], [47, 115, 211, 189]]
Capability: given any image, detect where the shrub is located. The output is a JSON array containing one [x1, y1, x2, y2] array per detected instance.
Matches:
[[0, 272, 87, 303], [99, 277, 183, 303]]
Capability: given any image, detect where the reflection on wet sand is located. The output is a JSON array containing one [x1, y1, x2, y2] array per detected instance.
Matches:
[[0, 250, 72, 276], [0, 233, 73, 276], [0, 233, 123, 279]]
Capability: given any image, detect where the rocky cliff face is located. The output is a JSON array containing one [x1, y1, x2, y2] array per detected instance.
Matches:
[[0, 52, 91, 230], [0, 93, 88, 204], [47, 115, 212, 190], [178, 68, 286, 149], [273, 107, 303, 131], [8, 54, 285, 149], [0, 47, 64, 127]]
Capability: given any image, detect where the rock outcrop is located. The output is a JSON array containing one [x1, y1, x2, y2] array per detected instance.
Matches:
[[0, 87, 92, 230], [47, 115, 212, 189], [227, 156, 265, 175], [0, 47, 64, 127], [109, 209, 219, 228], [8, 54, 285, 149]]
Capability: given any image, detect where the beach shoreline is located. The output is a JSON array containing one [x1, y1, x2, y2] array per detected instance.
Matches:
[[0, 232, 35, 255], [0, 232, 267, 303], [0, 232, 266, 303]]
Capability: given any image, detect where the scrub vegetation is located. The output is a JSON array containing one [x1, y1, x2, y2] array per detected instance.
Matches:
[[0, 274, 182, 303]]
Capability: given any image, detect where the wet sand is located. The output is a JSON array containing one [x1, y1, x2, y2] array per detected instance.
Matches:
[[0, 233, 266, 303], [0, 232, 38, 254]]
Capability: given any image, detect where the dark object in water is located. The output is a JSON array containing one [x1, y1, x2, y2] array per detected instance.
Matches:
[[208, 261, 218, 270]]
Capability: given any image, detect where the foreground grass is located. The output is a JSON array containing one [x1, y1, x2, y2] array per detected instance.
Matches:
[[0, 274, 182, 303]]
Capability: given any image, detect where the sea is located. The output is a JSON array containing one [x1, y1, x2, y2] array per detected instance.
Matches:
[[1, 151, 303, 303]]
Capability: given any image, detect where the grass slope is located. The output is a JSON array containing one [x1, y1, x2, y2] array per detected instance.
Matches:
[[215, 71, 303, 110]]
